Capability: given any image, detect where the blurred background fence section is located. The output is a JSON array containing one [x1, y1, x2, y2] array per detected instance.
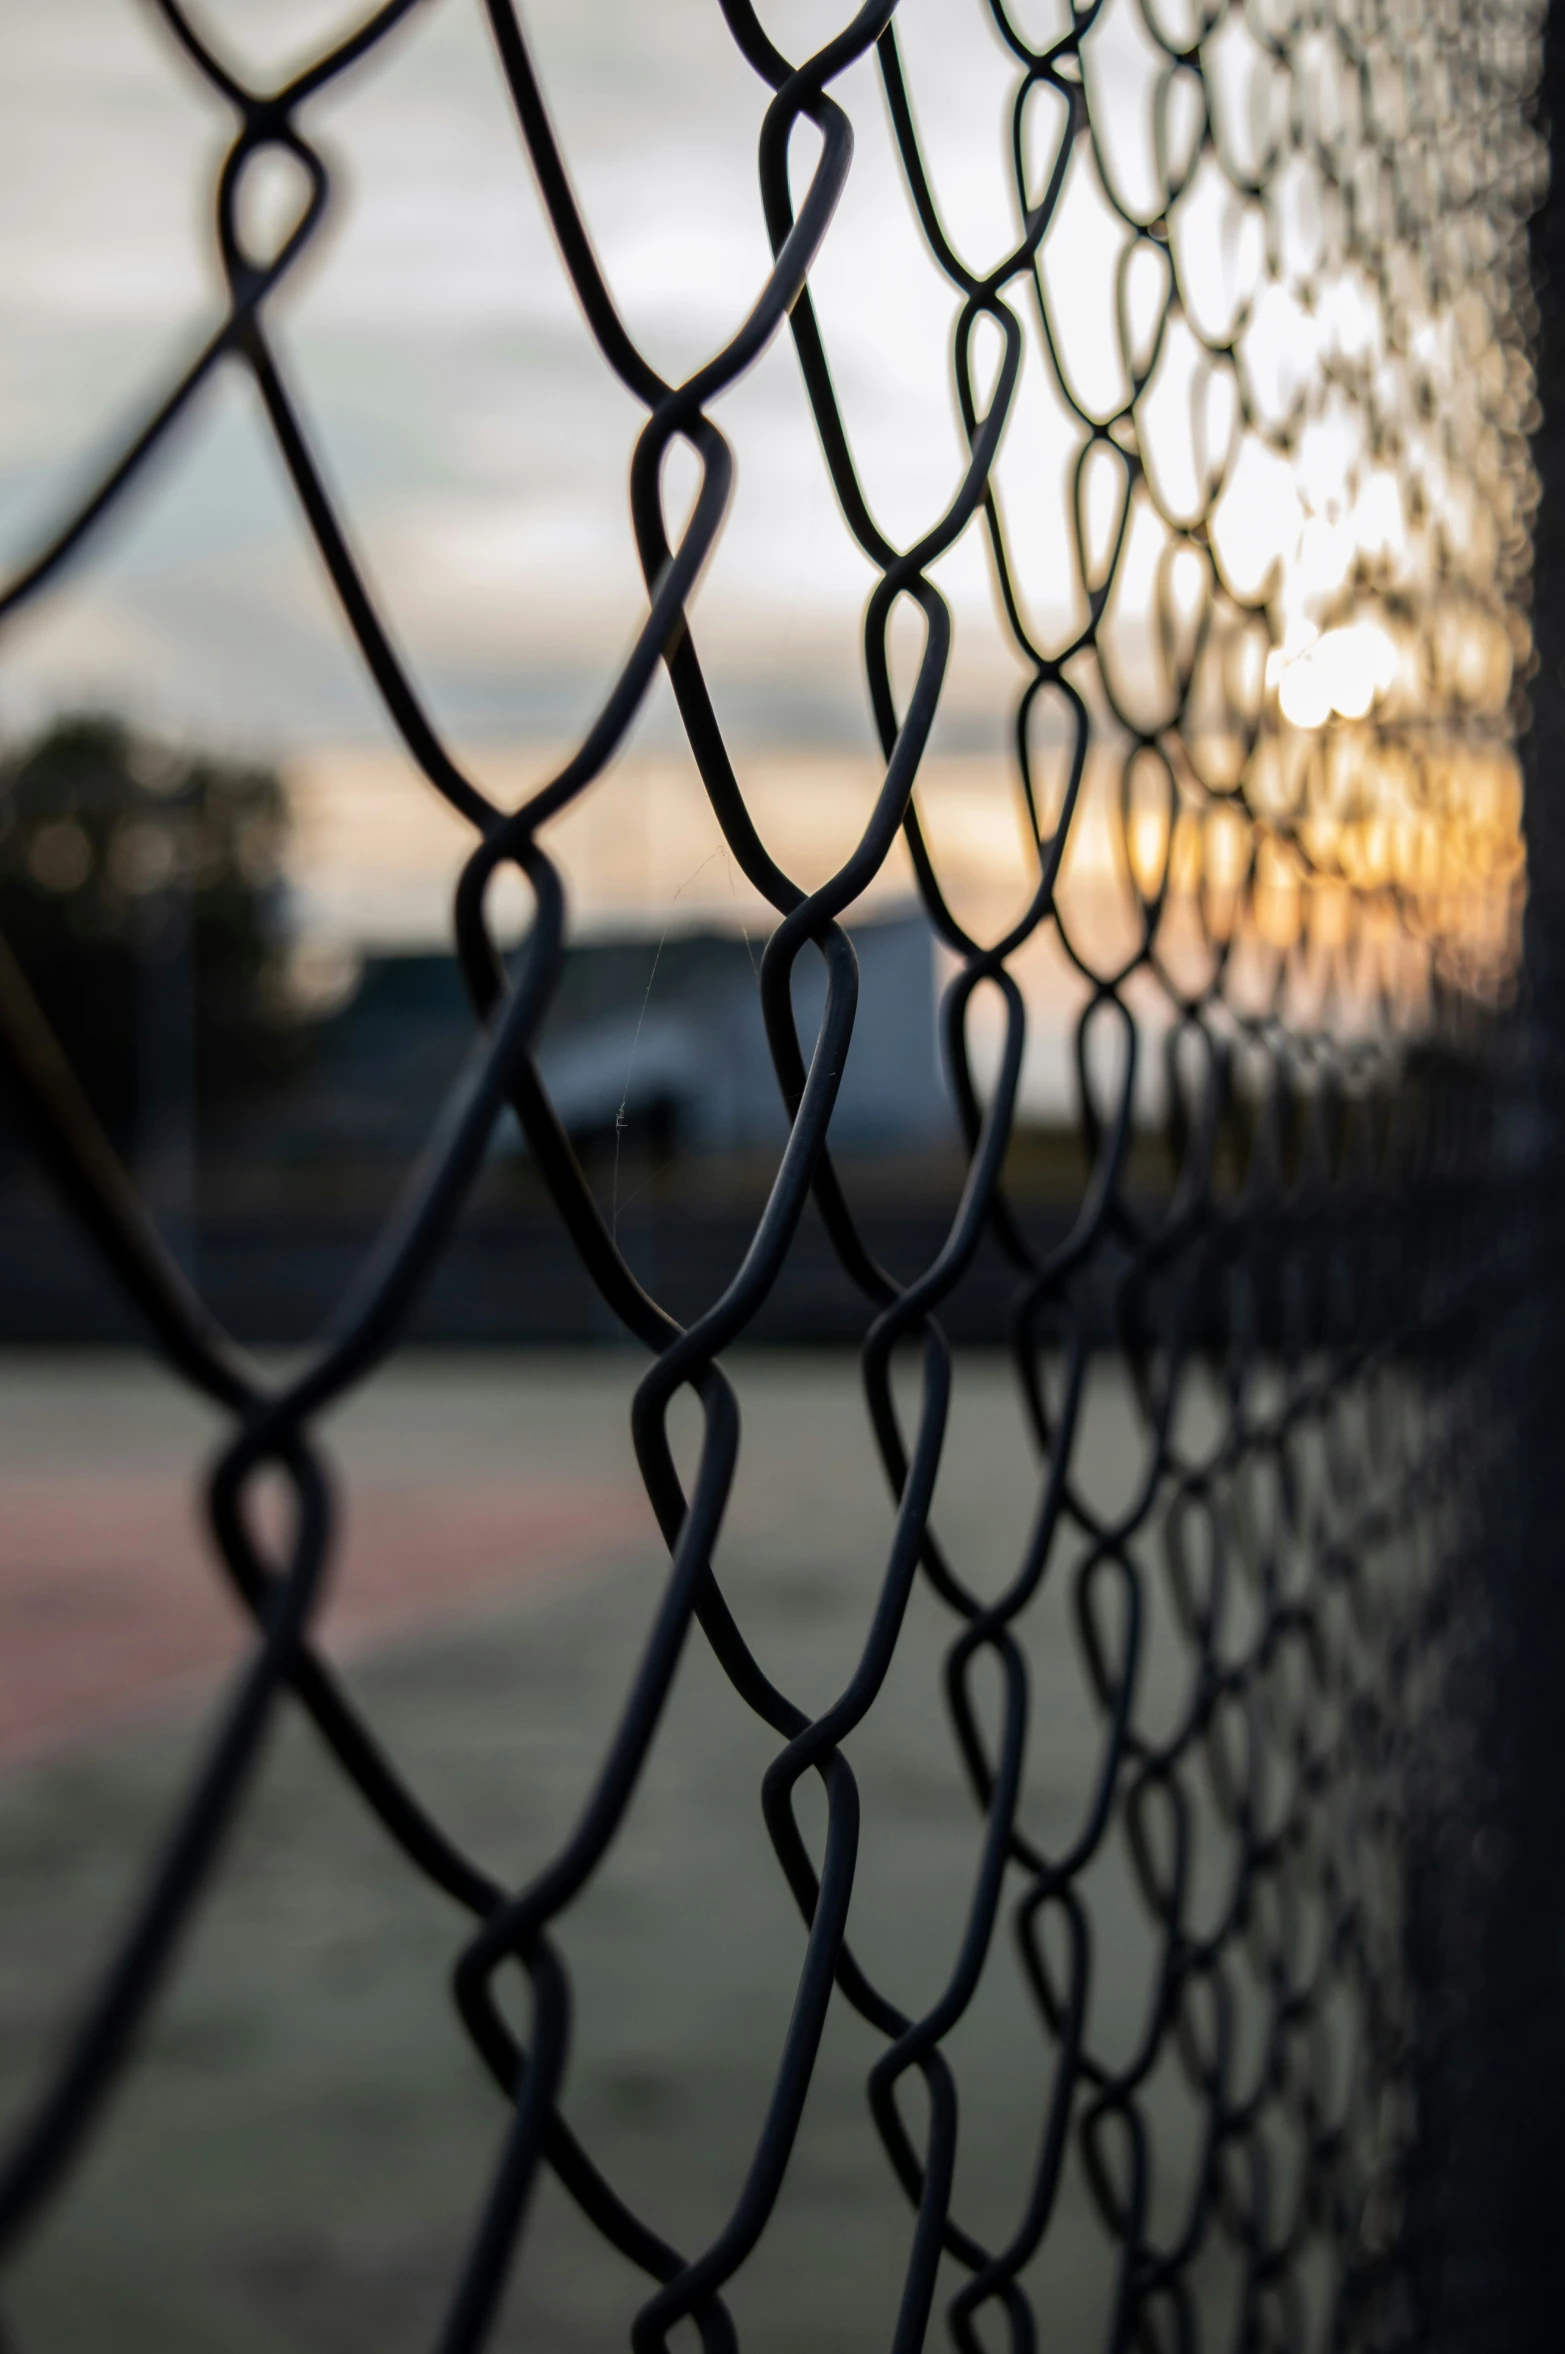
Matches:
[[0, 1, 1552, 2350]]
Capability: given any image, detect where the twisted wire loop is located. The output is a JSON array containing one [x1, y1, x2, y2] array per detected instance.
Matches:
[[0, 0, 1539, 2348]]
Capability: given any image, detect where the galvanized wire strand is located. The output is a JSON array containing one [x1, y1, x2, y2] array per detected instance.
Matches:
[[0, 0, 1537, 2349]]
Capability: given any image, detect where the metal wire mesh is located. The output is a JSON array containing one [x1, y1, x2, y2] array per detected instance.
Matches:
[[0, 1, 1543, 2348]]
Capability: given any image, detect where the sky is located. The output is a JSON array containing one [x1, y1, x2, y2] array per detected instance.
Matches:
[[0, 0, 1157, 764], [3, 1, 1498, 1113]]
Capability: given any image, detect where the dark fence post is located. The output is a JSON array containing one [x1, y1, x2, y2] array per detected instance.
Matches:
[[1500, 0, 1565, 2334], [1414, 7, 1565, 2341]]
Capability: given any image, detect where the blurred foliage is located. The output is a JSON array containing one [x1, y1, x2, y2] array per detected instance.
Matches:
[[0, 714, 308, 1151]]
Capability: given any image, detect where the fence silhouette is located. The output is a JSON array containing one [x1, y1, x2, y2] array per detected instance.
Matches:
[[0, 2, 1544, 2349]]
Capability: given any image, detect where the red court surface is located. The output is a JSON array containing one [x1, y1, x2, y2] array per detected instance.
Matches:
[[0, 1472, 646, 1764]]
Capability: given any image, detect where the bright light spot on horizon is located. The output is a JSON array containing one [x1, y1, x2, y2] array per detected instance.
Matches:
[[1273, 622, 1400, 729]]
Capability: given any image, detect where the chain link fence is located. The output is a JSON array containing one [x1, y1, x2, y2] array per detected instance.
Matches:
[[0, 0, 1546, 2347]]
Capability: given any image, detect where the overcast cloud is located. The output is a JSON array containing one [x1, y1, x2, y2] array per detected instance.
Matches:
[[0, 0, 1131, 760]]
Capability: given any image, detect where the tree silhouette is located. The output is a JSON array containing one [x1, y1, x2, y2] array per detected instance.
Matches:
[[0, 714, 306, 1156]]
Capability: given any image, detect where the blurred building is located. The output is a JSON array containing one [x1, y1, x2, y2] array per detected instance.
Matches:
[[264, 906, 953, 1171]]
